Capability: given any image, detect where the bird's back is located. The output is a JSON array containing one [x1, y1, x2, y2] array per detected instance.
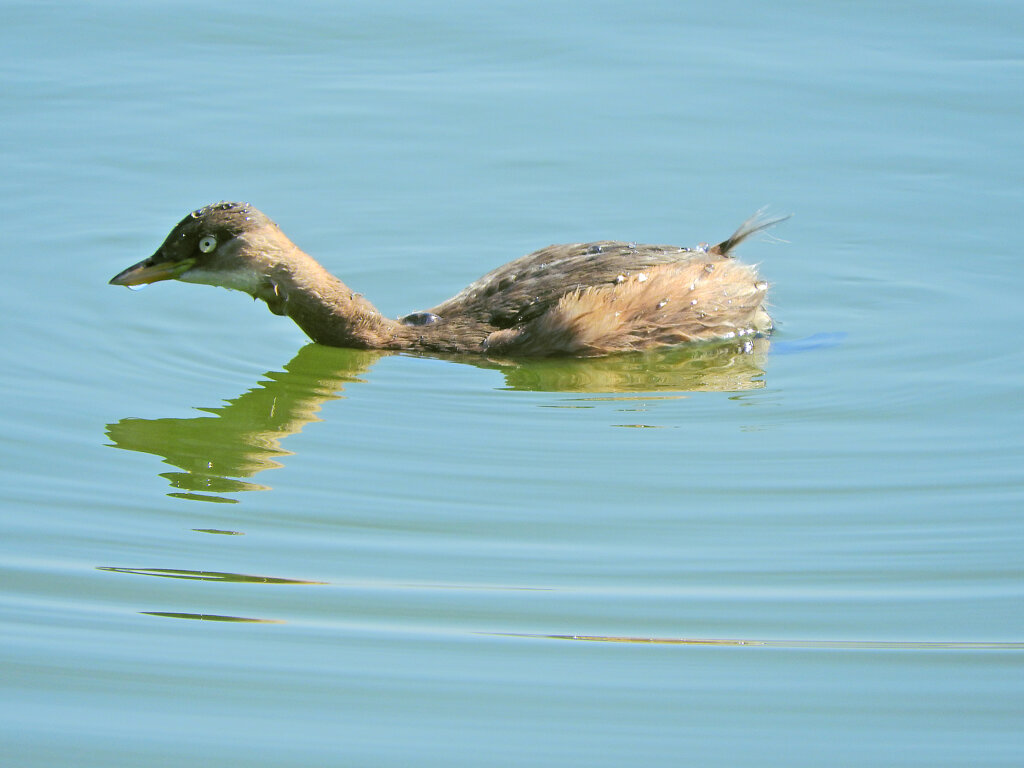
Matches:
[[430, 241, 722, 329], [412, 212, 784, 356]]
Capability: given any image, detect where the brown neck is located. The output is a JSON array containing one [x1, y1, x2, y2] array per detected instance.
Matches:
[[237, 228, 493, 352], [255, 246, 404, 349]]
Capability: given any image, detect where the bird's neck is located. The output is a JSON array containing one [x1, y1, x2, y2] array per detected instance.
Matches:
[[255, 243, 403, 349]]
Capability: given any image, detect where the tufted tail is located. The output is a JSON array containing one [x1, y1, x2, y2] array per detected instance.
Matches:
[[711, 210, 790, 257]]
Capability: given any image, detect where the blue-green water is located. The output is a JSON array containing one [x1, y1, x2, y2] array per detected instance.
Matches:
[[3, 1, 1023, 765]]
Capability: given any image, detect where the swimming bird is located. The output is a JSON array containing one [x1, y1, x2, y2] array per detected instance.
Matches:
[[110, 202, 785, 356]]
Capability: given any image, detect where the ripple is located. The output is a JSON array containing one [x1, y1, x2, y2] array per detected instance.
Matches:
[[97, 567, 326, 585], [503, 633, 1024, 650], [141, 611, 284, 623]]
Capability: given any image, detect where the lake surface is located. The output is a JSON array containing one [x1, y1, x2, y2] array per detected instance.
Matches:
[[2, 1, 1023, 765]]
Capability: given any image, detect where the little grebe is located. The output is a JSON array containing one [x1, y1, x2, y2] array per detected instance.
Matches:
[[110, 203, 785, 356]]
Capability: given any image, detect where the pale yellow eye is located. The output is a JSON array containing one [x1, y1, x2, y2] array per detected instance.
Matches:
[[198, 235, 217, 253]]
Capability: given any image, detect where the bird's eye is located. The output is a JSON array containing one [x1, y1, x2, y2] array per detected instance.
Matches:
[[198, 235, 218, 253]]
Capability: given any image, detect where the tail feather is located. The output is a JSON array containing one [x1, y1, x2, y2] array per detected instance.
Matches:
[[711, 209, 790, 257]]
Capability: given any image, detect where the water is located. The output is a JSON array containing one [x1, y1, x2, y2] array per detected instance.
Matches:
[[3, 1, 1023, 765]]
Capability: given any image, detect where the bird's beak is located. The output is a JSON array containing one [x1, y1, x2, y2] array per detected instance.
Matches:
[[109, 255, 196, 286]]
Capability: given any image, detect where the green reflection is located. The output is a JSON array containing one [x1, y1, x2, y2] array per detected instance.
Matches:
[[192, 528, 245, 535], [106, 345, 380, 499], [107, 339, 767, 498], [168, 491, 240, 504], [474, 337, 768, 393], [141, 612, 284, 623], [97, 566, 326, 584]]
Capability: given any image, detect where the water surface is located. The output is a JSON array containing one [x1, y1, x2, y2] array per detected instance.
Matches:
[[2, 1, 1023, 766]]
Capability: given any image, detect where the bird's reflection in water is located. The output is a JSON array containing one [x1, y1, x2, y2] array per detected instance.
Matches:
[[481, 337, 768, 393], [105, 338, 768, 500]]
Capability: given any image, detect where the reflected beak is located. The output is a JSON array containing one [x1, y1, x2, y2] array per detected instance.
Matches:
[[109, 255, 196, 286]]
